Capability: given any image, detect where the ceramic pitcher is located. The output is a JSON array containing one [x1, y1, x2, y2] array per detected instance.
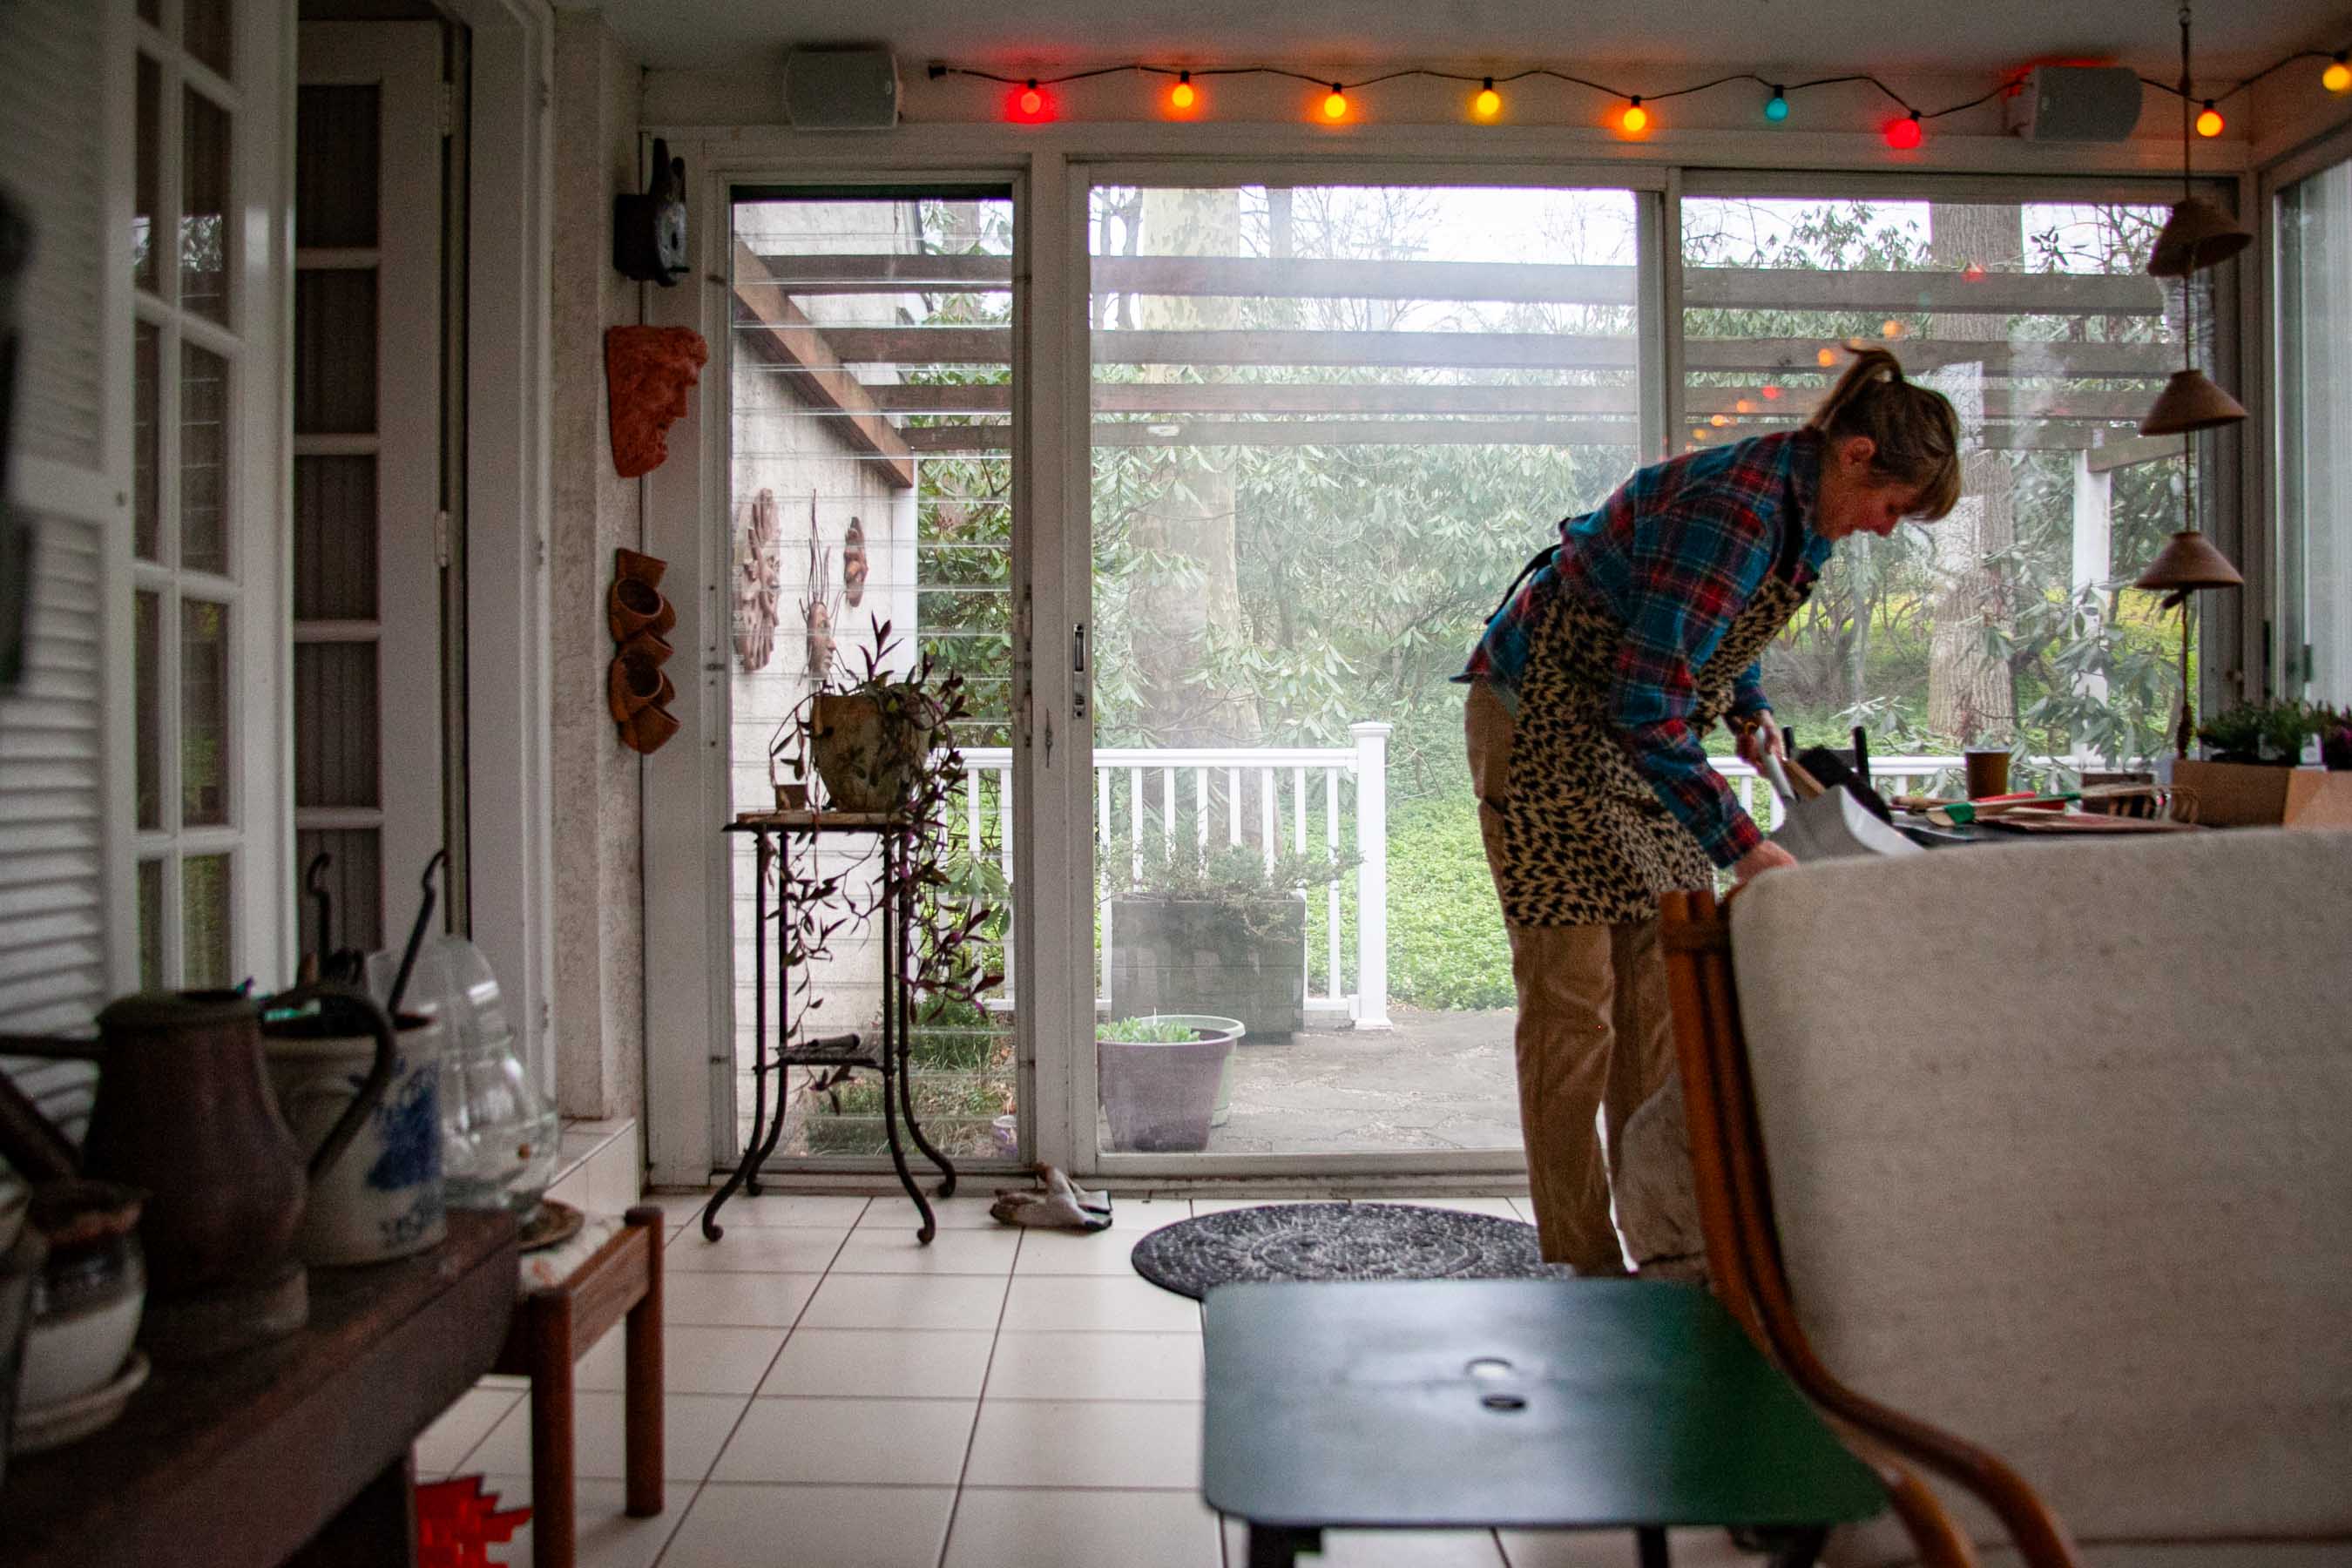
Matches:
[[262, 1012, 447, 1265]]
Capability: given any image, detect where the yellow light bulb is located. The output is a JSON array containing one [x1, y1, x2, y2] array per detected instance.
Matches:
[[1171, 78, 1197, 111], [1474, 85, 1501, 119], [1816, 347, 1837, 367], [1734, 399, 1753, 414], [1322, 87, 1348, 121], [2195, 105, 2224, 138], [2327, 59, 2352, 94], [1620, 102, 1649, 134], [1881, 319, 1905, 338]]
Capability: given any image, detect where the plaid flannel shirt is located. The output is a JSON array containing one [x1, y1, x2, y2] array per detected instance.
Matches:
[[1456, 430, 1831, 868]]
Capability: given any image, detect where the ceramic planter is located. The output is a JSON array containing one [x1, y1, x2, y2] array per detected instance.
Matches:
[[809, 689, 936, 812], [1108, 896, 1306, 1041], [1098, 1015, 1243, 1153]]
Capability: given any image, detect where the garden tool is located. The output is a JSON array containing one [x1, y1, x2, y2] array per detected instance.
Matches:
[[1760, 751, 1921, 862]]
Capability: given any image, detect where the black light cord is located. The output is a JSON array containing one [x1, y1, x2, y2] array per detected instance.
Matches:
[[929, 44, 2350, 121]]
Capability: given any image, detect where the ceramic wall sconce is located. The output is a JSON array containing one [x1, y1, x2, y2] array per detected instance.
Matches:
[[608, 547, 679, 754], [605, 326, 707, 479]]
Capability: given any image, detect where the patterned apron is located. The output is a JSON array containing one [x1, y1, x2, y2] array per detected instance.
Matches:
[[1491, 559, 1809, 928]]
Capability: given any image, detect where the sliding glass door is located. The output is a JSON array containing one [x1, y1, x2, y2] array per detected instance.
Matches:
[[1081, 179, 1652, 1166], [722, 188, 1020, 1168]]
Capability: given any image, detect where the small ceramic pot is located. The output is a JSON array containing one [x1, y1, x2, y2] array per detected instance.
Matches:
[[264, 1015, 447, 1266], [810, 690, 935, 812], [21, 1179, 145, 1409]]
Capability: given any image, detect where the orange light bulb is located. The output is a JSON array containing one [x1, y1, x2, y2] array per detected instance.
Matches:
[[1170, 74, 1197, 112], [1620, 99, 1649, 134], [1474, 80, 1501, 120], [1816, 348, 1837, 368], [2195, 104, 2224, 137], [1734, 398, 1754, 414], [1322, 84, 1348, 120], [1018, 84, 1043, 116], [2327, 57, 2352, 94], [1881, 319, 1905, 339]]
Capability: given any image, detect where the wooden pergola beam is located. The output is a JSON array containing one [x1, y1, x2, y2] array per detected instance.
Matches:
[[747, 251, 2163, 315], [899, 418, 2139, 455], [856, 381, 2150, 421], [730, 239, 915, 489], [816, 325, 2177, 379]]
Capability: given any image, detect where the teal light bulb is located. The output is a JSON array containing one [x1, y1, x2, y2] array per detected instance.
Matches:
[[1764, 90, 1790, 122]]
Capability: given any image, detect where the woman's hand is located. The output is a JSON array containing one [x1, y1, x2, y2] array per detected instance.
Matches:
[[1732, 840, 1797, 884], [1734, 712, 1783, 769]]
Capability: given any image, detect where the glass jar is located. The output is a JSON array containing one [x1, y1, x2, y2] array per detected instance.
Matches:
[[369, 936, 558, 1213]]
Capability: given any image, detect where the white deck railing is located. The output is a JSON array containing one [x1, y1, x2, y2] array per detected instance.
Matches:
[[959, 722, 1395, 1029], [950, 744, 1982, 1030]]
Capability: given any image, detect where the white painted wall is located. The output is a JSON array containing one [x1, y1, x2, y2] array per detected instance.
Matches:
[[547, 9, 646, 1119]]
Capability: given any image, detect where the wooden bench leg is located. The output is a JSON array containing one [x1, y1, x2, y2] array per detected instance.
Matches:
[[526, 1295, 576, 1568], [623, 1206, 665, 1519]]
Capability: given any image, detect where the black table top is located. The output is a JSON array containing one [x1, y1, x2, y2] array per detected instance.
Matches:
[[1203, 1279, 1884, 1532]]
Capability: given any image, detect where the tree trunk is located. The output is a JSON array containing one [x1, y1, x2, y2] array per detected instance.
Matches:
[[1923, 203, 2021, 744], [1132, 186, 1259, 748]]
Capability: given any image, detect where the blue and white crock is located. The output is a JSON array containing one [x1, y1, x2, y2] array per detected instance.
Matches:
[[264, 1014, 447, 1265]]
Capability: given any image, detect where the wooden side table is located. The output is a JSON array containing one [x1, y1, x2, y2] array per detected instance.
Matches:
[[491, 1205, 666, 1568], [1205, 1279, 1885, 1568], [0, 1208, 517, 1568]]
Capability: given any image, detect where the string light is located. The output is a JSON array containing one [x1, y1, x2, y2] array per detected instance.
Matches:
[[1815, 348, 1838, 367], [1761, 383, 1783, 401], [932, 40, 2352, 135], [1709, 414, 1730, 427], [1006, 79, 1053, 123]]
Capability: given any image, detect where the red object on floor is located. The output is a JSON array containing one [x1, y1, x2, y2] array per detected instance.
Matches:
[[416, 1476, 531, 1568]]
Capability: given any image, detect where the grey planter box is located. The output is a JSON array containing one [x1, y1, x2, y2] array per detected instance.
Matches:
[[1108, 896, 1304, 1041]]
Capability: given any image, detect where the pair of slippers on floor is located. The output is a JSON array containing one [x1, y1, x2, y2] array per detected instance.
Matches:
[[990, 1165, 1113, 1232]]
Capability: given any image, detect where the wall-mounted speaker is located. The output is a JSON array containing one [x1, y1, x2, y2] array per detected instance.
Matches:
[[2004, 65, 2144, 142], [784, 45, 901, 131]]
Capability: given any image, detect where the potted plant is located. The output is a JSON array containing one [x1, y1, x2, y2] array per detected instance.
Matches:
[[1102, 841, 1355, 1042], [1097, 1014, 1243, 1152], [2197, 700, 2317, 766], [771, 617, 941, 814], [765, 625, 1004, 1142]]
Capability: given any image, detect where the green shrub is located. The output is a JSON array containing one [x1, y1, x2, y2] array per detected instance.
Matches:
[[1381, 792, 1516, 1011]]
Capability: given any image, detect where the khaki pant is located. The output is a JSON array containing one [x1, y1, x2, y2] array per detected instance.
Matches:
[[1465, 679, 1680, 1276]]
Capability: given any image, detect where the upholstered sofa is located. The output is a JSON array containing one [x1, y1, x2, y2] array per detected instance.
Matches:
[[1659, 828, 2352, 1567]]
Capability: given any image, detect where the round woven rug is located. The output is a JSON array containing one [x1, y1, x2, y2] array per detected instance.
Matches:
[[1129, 1202, 1564, 1300]]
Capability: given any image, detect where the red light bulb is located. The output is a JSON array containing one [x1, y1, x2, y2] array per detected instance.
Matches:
[[1883, 112, 1923, 151]]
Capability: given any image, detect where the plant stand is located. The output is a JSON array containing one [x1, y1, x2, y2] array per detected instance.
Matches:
[[703, 811, 957, 1245]]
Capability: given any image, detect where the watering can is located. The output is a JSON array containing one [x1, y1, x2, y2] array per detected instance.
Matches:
[[0, 983, 395, 1360]]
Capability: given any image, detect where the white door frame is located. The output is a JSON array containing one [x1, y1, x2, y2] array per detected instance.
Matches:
[[293, 23, 445, 955], [431, 0, 556, 1093]]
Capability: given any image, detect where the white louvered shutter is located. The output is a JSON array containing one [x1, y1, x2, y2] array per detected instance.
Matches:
[[1, 0, 121, 1143]]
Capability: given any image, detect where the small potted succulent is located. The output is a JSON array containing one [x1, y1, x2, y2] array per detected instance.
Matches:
[[1096, 1015, 1243, 1152]]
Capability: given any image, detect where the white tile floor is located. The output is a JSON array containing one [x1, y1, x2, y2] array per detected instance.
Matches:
[[417, 1191, 1767, 1568]]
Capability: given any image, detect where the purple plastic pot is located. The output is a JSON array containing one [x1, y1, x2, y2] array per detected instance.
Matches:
[[1097, 1015, 1243, 1153]]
